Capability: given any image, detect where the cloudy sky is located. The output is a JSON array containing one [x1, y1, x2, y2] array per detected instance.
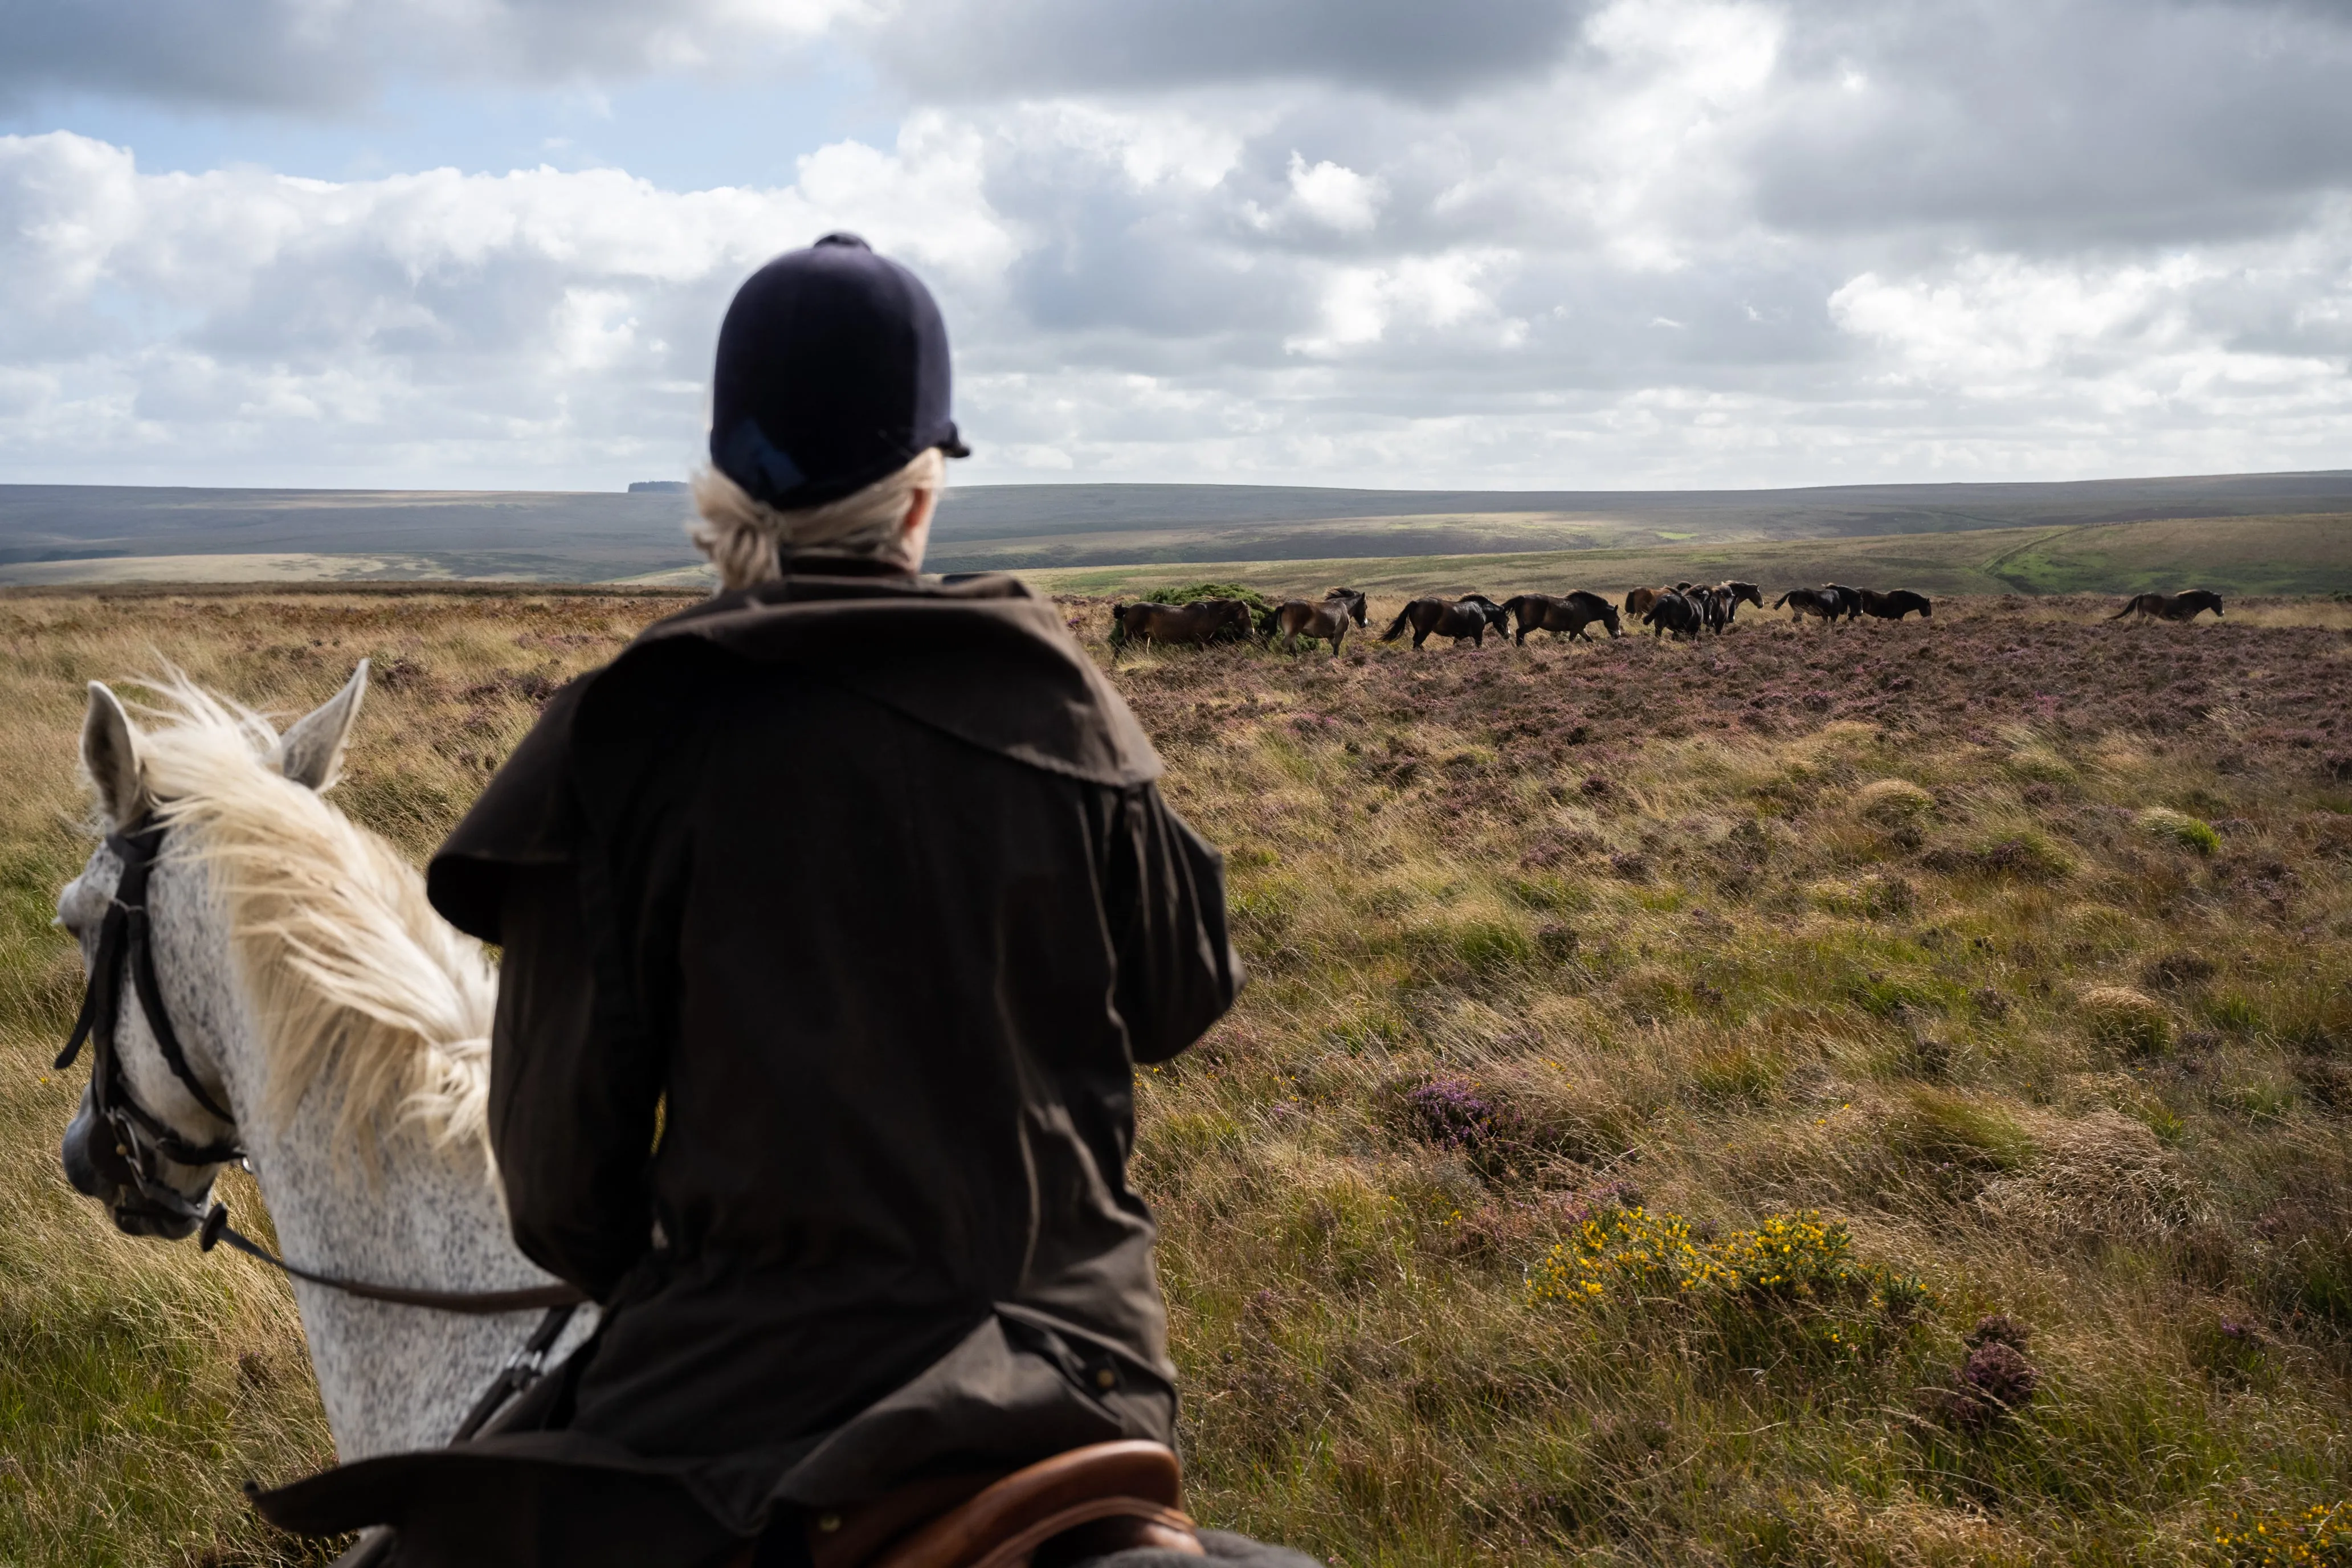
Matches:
[[3, 0, 2350, 492]]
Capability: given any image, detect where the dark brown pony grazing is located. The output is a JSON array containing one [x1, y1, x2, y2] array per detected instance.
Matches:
[[1503, 590, 1621, 644], [1773, 587, 1843, 623], [1855, 589, 1932, 621], [1381, 594, 1510, 649], [1109, 598, 1253, 648], [1624, 586, 1665, 619], [2110, 589, 2223, 622], [1261, 588, 1370, 652]]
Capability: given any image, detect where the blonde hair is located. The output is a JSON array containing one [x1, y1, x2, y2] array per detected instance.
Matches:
[[687, 448, 945, 590]]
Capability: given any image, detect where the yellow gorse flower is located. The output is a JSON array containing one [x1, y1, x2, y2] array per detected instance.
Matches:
[[1525, 1206, 1921, 1310], [2213, 1502, 2352, 1567]]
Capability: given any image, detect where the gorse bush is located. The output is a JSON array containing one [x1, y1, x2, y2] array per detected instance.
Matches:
[[2214, 1502, 2352, 1567], [1144, 581, 1276, 613], [1524, 1207, 1921, 1310]]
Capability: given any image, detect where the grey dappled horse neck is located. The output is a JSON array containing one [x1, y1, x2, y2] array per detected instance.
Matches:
[[56, 667, 594, 1461]]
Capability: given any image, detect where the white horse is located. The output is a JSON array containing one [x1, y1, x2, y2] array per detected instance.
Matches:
[[55, 662, 594, 1463]]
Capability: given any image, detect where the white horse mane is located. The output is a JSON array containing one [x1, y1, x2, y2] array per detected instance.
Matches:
[[126, 674, 496, 1167]]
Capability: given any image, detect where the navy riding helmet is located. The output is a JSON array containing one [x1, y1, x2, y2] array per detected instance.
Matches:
[[709, 232, 970, 510]]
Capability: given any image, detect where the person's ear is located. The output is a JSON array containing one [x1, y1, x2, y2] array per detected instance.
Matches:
[[902, 487, 938, 537]]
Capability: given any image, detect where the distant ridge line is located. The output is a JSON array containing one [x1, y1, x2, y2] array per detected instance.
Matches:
[[2, 471, 2349, 582]]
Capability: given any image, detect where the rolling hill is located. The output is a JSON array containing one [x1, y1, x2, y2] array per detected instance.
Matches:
[[1019, 513, 2352, 603], [3, 471, 2351, 585]]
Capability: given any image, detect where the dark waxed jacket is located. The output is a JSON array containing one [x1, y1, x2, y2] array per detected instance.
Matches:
[[254, 565, 1241, 1567]]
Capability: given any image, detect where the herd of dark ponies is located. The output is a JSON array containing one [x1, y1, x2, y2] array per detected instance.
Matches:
[[1106, 582, 2228, 654]]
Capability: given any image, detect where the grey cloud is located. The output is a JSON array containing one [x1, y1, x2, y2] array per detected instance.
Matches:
[[0, 0, 356, 111], [0, 0, 1591, 112], [0, 0, 823, 112], [865, 0, 1590, 100], [1749, 0, 2352, 247]]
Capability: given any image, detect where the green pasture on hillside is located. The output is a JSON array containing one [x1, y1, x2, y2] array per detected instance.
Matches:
[[1024, 513, 2352, 603]]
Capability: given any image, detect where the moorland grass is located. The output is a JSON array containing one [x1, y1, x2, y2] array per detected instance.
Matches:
[[0, 588, 2347, 1566]]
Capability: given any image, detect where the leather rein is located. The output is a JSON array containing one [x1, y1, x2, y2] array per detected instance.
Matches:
[[57, 819, 581, 1436]]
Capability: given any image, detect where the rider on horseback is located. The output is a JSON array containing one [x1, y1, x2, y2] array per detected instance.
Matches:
[[263, 235, 1259, 1567]]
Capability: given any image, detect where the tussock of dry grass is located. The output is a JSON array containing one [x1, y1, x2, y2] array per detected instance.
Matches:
[[1, 587, 2347, 1565]]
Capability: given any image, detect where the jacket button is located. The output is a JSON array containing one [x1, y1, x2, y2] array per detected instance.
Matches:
[[816, 1512, 842, 1533], [1095, 1367, 1116, 1390]]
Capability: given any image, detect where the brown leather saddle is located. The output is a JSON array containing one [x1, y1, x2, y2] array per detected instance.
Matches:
[[728, 1440, 1204, 1568]]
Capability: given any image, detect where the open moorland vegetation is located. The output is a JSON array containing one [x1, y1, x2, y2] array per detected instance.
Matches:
[[2, 586, 2350, 1566], [1027, 513, 2352, 605]]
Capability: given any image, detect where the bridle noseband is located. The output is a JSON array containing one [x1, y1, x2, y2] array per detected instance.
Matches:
[[56, 817, 583, 1329], [56, 820, 243, 1227]]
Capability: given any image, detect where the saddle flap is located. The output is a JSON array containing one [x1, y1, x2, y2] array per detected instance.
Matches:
[[863, 1441, 1195, 1568]]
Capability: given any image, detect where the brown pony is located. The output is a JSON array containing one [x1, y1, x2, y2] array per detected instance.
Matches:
[[1379, 594, 1509, 649], [2110, 589, 2223, 622], [1624, 586, 1665, 619], [1503, 591, 1621, 644], [1109, 598, 1253, 648], [1261, 588, 1370, 653]]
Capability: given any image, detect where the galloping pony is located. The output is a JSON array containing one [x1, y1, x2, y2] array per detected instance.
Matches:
[[1261, 588, 1370, 653], [52, 665, 597, 1472], [1380, 594, 1510, 649], [1502, 591, 1620, 644], [2110, 589, 2223, 622]]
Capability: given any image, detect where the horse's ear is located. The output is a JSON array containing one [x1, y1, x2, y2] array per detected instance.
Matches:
[[81, 683, 152, 828], [277, 660, 369, 792]]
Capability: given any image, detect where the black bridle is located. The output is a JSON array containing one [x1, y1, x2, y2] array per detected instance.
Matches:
[[56, 817, 581, 1441], [57, 822, 245, 1222]]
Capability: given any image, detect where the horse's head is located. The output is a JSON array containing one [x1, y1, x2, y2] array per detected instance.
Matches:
[[1325, 589, 1367, 626], [1600, 603, 1623, 636], [56, 667, 370, 1240]]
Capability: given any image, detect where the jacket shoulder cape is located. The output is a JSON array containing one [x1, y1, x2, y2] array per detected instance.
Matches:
[[429, 570, 1161, 944]]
